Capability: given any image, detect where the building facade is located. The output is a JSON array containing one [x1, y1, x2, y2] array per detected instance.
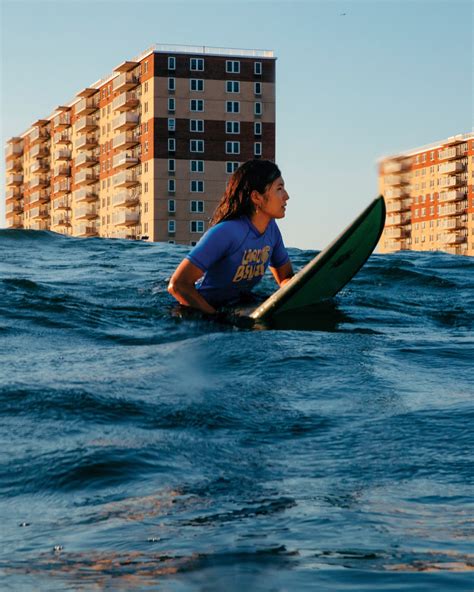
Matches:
[[378, 132, 474, 256], [5, 44, 276, 244]]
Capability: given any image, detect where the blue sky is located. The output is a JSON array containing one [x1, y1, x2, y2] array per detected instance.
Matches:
[[1, 0, 472, 249]]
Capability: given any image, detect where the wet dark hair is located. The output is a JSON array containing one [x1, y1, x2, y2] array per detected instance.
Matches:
[[210, 159, 281, 226]]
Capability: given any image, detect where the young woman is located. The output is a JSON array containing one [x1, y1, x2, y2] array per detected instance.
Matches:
[[168, 159, 293, 315]]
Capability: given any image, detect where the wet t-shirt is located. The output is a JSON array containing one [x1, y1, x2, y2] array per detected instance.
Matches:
[[187, 216, 289, 307]]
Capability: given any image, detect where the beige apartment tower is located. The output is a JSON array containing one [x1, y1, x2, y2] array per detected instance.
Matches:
[[5, 45, 276, 244], [378, 132, 474, 256]]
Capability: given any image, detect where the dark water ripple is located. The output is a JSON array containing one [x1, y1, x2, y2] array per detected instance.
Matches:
[[1, 229, 473, 591]]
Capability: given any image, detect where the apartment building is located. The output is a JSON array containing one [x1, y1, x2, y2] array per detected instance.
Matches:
[[378, 132, 474, 256], [5, 44, 276, 244]]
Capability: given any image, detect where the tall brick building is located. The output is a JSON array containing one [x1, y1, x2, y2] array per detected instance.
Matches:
[[378, 132, 474, 256], [5, 44, 276, 244]]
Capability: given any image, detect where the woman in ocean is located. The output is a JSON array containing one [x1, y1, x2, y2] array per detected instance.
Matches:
[[168, 159, 294, 315]]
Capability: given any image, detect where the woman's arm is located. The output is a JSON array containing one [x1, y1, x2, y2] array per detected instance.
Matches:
[[270, 260, 294, 287], [168, 259, 217, 314]]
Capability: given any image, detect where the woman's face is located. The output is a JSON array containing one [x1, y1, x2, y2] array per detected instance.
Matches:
[[258, 176, 289, 219]]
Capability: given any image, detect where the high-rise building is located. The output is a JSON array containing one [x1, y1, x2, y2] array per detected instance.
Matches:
[[4, 44, 276, 244], [378, 132, 474, 256]]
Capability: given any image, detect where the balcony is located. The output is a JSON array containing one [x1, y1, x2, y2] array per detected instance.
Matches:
[[441, 233, 467, 245], [54, 165, 71, 177], [387, 215, 401, 225], [113, 210, 139, 226], [75, 153, 98, 169], [6, 174, 23, 186], [438, 147, 462, 161], [29, 220, 50, 231], [29, 189, 51, 205], [112, 112, 139, 131], [113, 132, 140, 150], [31, 160, 50, 174], [438, 190, 466, 203], [76, 224, 99, 237], [53, 180, 72, 195], [439, 161, 465, 175], [441, 217, 466, 230], [54, 149, 72, 160], [75, 170, 98, 186], [439, 175, 466, 189], [75, 134, 98, 151], [6, 159, 23, 172], [6, 187, 22, 200], [74, 187, 98, 203], [30, 206, 50, 220], [5, 143, 23, 160], [75, 97, 99, 116], [76, 205, 99, 220], [113, 72, 139, 93], [112, 190, 140, 207], [439, 202, 467, 217], [8, 215, 23, 229], [385, 187, 409, 200], [112, 170, 140, 188], [112, 91, 139, 112], [76, 116, 99, 134], [112, 152, 139, 169], [384, 227, 409, 240], [53, 215, 71, 227], [54, 113, 71, 130], [6, 202, 24, 214], [54, 197, 71, 210], [29, 127, 49, 145], [30, 144, 49, 159], [54, 132, 71, 144], [384, 174, 407, 186]]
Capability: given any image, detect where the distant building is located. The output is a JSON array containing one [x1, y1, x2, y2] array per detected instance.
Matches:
[[378, 132, 474, 256], [4, 44, 276, 244]]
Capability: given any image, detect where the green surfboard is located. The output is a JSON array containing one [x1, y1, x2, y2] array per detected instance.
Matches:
[[248, 196, 386, 322]]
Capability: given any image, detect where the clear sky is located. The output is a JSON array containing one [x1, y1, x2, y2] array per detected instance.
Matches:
[[1, 0, 472, 249]]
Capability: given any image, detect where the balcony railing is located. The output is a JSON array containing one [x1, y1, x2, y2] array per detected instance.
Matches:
[[29, 220, 50, 231], [441, 233, 467, 245], [112, 132, 140, 150], [54, 132, 71, 144], [75, 134, 98, 151], [438, 190, 466, 203], [112, 112, 140, 131], [5, 143, 23, 159], [30, 144, 49, 159], [75, 205, 99, 220], [29, 127, 49, 145], [438, 201, 467, 217], [441, 217, 466, 230], [31, 160, 50, 174], [30, 206, 50, 220], [438, 147, 462, 161], [112, 190, 140, 207], [53, 216, 71, 227], [8, 215, 24, 228], [112, 91, 139, 112], [53, 180, 72, 195], [385, 187, 409, 200], [6, 187, 22, 200], [439, 175, 466, 188], [75, 153, 99, 169], [384, 174, 407, 186], [112, 152, 139, 169], [6, 159, 23, 172], [112, 170, 140, 187], [113, 72, 139, 92], [439, 161, 465, 175], [54, 149, 72, 160], [29, 189, 51, 204], [6, 174, 23, 186], [75, 97, 99, 116], [76, 224, 99, 237], [112, 210, 140, 226], [74, 187, 98, 202], [76, 116, 99, 134], [54, 197, 71, 210], [53, 165, 71, 177], [53, 113, 71, 129], [75, 170, 98, 186], [6, 202, 24, 214]]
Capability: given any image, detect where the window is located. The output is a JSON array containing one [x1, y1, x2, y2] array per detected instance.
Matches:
[[226, 80, 240, 93], [168, 98, 175, 112], [168, 199, 176, 213], [190, 58, 204, 71], [168, 118, 175, 132], [168, 158, 175, 172], [190, 99, 204, 112], [226, 161, 240, 174], [226, 121, 240, 134], [168, 220, 176, 233], [168, 77, 175, 92], [254, 102, 263, 116], [254, 61, 262, 75], [144, 140, 149, 153], [190, 119, 204, 132], [168, 179, 176, 193], [254, 121, 262, 136], [144, 61, 148, 73], [190, 79, 204, 92], [254, 82, 262, 96], [168, 56, 176, 70], [168, 138, 176, 152], [191, 220, 205, 233], [144, 181, 149, 193], [144, 102, 148, 114], [190, 160, 204, 173], [190, 180, 204, 192], [190, 139, 204, 153], [254, 142, 262, 156], [144, 81, 148, 93], [226, 60, 240, 73], [226, 141, 240, 154], [226, 101, 240, 113], [190, 200, 204, 213]]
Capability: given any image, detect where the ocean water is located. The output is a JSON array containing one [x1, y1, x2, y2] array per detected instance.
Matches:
[[0, 229, 473, 592]]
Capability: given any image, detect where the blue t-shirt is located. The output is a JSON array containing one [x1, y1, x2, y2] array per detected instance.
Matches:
[[187, 216, 289, 306]]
